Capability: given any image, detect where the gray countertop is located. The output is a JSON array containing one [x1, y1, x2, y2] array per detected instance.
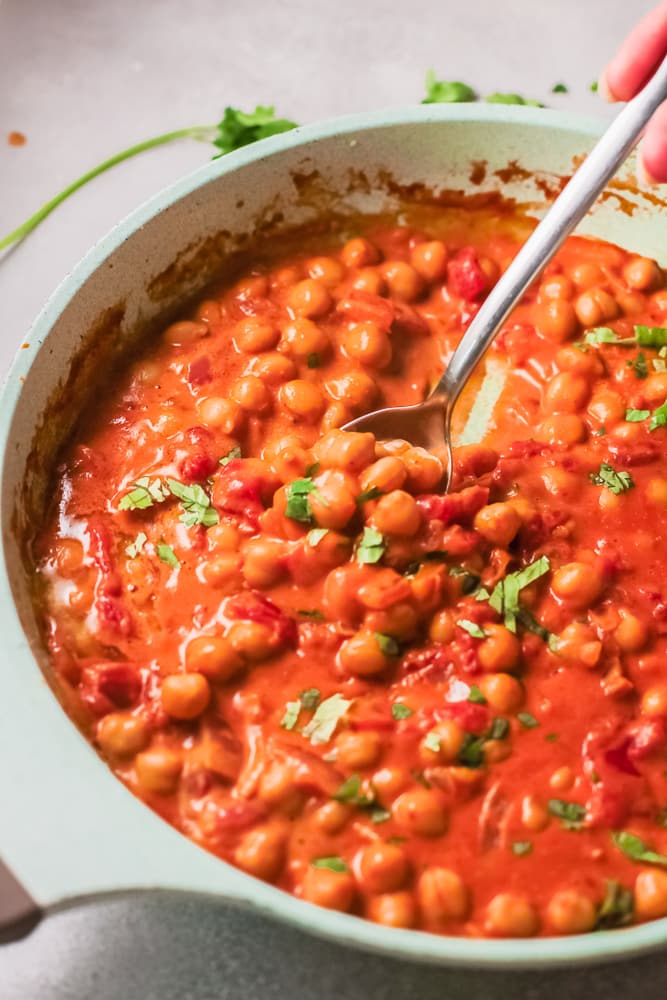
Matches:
[[1, 0, 664, 996]]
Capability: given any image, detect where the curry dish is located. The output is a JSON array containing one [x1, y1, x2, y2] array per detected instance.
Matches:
[[34, 204, 667, 938]]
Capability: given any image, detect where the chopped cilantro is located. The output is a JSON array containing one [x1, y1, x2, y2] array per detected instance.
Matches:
[[125, 531, 147, 558], [649, 400, 667, 431], [653, 359, 667, 373], [456, 619, 487, 639], [486, 556, 550, 633], [635, 325, 667, 348], [551, 82, 568, 93], [212, 106, 298, 157], [306, 528, 329, 547], [305, 461, 320, 477], [156, 543, 180, 568], [595, 426, 607, 436], [219, 445, 242, 466], [301, 693, 351, 744], [167, 478, 219, 527], [356, 486, 384, 504], [548, 798, 586, 830], [333, 774, 365, 803], [589, 463, 634, 495], [280, 700, 301, 731], [285, 477, 317, 523], [625, 408, 650, 423], [517, 711, 539, 729], [299, 688, 321, 711], [422, 70, 476, 104], [467, 684, 487, 705], [375, 633, 400, 656], [307, 352, 320, 368], [485, 92, 543, 106], [391, 702, 414, 720], [370, 807, 391, 824], [424, 731, 441, 753], [611, 831, 667, 866], [458, 732, 486, 767], [311, 856, 348, 873], [512, 840, 533, 856], [590, 80, 599, 92], [629, 352, 648, 379], [118, 475, 170, 510], [488, 718, 510, 741], [595, 879, 634, 929], [545, 732, 559, 743], [297, 609, 325, 621], [356, 526, 385, 565]]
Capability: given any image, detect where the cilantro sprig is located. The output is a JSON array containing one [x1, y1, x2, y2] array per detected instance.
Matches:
[[484, 556, 551, 634], [612, 831, 667, 866], [167, 479, 219, 527], [589, 463, 634, 495], [285, 477, 318, 523], [0, 107, 298, 251], [356, 527, 385, 565]]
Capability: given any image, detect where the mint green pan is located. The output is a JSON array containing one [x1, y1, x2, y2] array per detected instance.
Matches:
[[1, 105, 666, 968]]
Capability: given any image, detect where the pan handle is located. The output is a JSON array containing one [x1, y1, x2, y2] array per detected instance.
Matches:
[[0, 855, 43, 943]]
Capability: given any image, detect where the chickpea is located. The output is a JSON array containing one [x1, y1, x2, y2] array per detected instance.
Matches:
[[230, 375, 271, 413], [479, 673, 523, 713], [539, 274, 575, 301], [302, 867, 356, 912], [325, 371, 377, 412], [352, 267, 386, 295], [402, 448, 443, 492], [478, 624, 521, 672], [551, 562, 603, 609], [306, 255, 346, 288], [280, 317, 330, 359], [555, 344, 602, 377], [69, 585, 94, 613], [313, 429, 376, 473], [546, 890, 596, 934], [341, 321, 392, 369], [382, 261, 423, 302], [521, 794, 549, 832], [184, 635, 243, 683], [570, 262, 602, 289], [617, 291, 647, 315], [419, 719, 464, 764], [287, 278, 331, 318], [313, 800, 351, 834], [643, 371, 667, 405], [236, 274, 269, 297], [647, 478, 667, 507], [538, 414, 586, 446], [247, 351, 297, 385], [341, 237, 380, 268], [207, 523, 240, 551], [196, 396, 245, 433], [366, 602, 419, 642], [588, 389, 625, 427], [541, 467, 580, 500], [651, 288, 667, 315], [367, 892, 418, 928], [278, 379, 325, 422], [535, 299, 579, 343], [373, 490, 421, 537], [258, 762, 302, 814], [641, 684, 667, 717], [96, 713, 149, 758], [338, 632, 390, 677], [371, 766, 410, 799], [163, 320, 208, 347], [473, 502, 521, 548], [335, 730, 382, 769], [429, 609, 456, 644], [360, 457, 407, 494], [135, 748, 182, 794], [615, 611, 648, 653], [307, 470, 357, 530], [635, 870, 667, 920], [235, 825, 287, 882], [234, 317, 279, 353], [355, 842, 410, 894], [417, 867, 469, 924], [485, 893, 539, 937], [242, 538, 286, 589], [392, 788, 448, 837], [575, 288, 619, 327], [545, 372, 590, 414], [268, 442, 312, 483], [161, 672, 211, 720], [54, 538, 84, 574], [228, 621, 277, 661], [411, 240, 448, 282], [484, 739, 512, 764], [201, 552, 243, 589], [549, 766, 574, 792], [623, 256, 662, 291], [555, 621, 602, 667]]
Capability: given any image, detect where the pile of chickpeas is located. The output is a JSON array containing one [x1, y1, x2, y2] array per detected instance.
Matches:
[[39, 215, 667, 937]]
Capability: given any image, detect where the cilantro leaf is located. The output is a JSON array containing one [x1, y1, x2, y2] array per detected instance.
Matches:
[[589, 463, 634, 495], [391, 703, 414, 720], [611, 831, 667, 866], [512, 840, 533, 856], [485, 557, 551, 634], [301, 693, 351, 744], [370, 807, 391, 824], [629, 352, 648, 379], [306, 528, 329, 547], [280, 700, 301, 731], [551, 83, 568, 94], [285, 477, 317, 523], [311, 856, 348, 873], [356, 486, 384, 504], [548, 798, 586, 830], [219, 446, 242, 466], [356, 526, 385, 565], [125, 531, 147, 558], [297, 609, 325, 621], [118, 476, 170, 511], [156, 543, 180, 568], [625, 408, 650, 423], [635, 325, 667, 348], [375, 633, 400, 656], [212, 106, 298, 158], [488, 718, 510, 740], [456, 619, 487, 639], [649, 400, 667, 431], [595, 879, 634, 929], [424, 731, 441, 753], [422, 70, 476, 104], [167, 478, 219, 527], [458, 732, 486, 767], [299, 688, 321, 711], [485, 92, 543, 106], [467, 685, 487, 704], [517, 711, 539, 729]]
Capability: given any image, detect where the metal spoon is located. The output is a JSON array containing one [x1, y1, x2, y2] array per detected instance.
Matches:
[[344, 55, 667, 487]]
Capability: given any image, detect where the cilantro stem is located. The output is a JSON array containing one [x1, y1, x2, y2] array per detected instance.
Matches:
[[0, 126, 215, 251]]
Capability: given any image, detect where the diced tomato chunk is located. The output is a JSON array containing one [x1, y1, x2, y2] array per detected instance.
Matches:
[[80, 661, 142, 716], [212, 459, 266, 528], [226, 591, 298, 647], [416, 485, 489, 526], [447, 247, 488, 301], [335, 290, 395, 330], [187, 356, 213, 386]]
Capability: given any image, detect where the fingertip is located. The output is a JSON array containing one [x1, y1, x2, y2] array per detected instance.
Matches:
[[597, 70, 617, 104], [636, 154, 660, 187], [638, 105, 667, 185]]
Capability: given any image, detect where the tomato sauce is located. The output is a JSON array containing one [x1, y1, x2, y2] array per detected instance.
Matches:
[[33, 204, 667, 937]]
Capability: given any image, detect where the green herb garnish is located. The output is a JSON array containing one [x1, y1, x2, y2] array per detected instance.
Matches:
[[517, 712, 539, 729], [635, 325, 667, 348], [629, 352, 648, 379], [285, 477, 317, 523], [297, 609, 325, 621], [589, 463, 634, 495], [118, 476, 170, 510], [595, 879, 634, 929], [422, 70, 476, 104], [307, 353, 320, 369], [456, 619, 487, 639], [156, 543, 180, 568], [280, 700, 301, 731], [301, 693, 351, 744], [375, 633, 400, 657], [487, 556, 550, 633], [311, 856, 348, 873], [125, 531, 147, 558], [167, 478, 219, 527], [306, 528, 329, 547], [512, 840, 533, 856], [299, 688, 321, 711], [219, 445, 242, 466], [488, 718, 510, 741], [356, 526, 386, 565], [650, 400, 667, 431], [467, 685, 487, 704], [611, 831, 667, 866], [551, 83, 568, 94], [356, 486, 384, 504], [548, 798, 586, 830], [424, 731, 441, 753], [485, 92, 543, 106], [625, 408, 650, 423], [391, 703, 414, 720]]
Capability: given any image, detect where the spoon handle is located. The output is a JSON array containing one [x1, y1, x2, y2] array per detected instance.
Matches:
[[433, 53, 667, 407]]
